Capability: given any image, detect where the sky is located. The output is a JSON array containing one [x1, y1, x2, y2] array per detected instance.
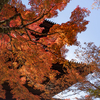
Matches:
[[53, 72, 100, 100], [22, 0, 100, 61], [21, 0, 100, 99], [49, 0, 100, 61]]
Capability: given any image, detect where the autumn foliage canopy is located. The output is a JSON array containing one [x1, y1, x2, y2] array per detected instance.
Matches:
[[0, 0, 90, 100]]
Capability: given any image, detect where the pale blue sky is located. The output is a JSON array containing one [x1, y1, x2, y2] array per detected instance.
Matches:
[[49, 0, 100, 61], [53, 72, 100, 100], [21, 0, 100, 61], [21, 1, 100, 99]]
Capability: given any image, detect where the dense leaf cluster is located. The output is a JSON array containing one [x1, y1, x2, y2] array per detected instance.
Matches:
[[0, 0, 91, 100]]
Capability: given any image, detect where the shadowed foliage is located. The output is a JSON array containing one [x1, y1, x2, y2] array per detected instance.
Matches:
[[0, 0, 91, 100]]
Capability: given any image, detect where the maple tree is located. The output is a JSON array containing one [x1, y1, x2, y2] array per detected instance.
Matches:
[[74, 42, 100, 99], [92, 0, 100, 9], [0, 0, 91, 100], [75, 42, 100, 66]]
